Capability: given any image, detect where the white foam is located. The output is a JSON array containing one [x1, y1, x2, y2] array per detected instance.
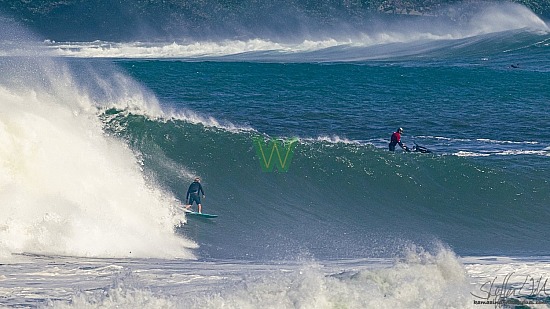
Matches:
[[475, 138, 538, 145], [464, 256, 550, 307], [50, 287, 179, 309], [8, 248, 550, 308], [454, 151, 491, 157], [42, 248, 475, 309], [186, 248, 475, 309], [0, 59, 197, 260], [304, 135, 359, 145], [46, 39, 343, 59], [453, 149, 550, 157], [419, 136, 538, 145], [166, 108, 256, 133], [495, 149, 550, 156]]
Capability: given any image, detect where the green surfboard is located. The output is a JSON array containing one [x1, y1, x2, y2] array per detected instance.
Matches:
[[185, 210, 218, 218]]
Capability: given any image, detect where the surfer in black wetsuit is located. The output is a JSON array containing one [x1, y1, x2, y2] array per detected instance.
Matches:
[[185, 177, 205, 213], [389, 127, 409, 151], [411, 143, 431, 153]]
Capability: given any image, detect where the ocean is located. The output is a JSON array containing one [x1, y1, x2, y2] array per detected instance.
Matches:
[[0, 1, 549, 308]]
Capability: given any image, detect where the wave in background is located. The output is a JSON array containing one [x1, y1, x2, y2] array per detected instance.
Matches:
[[3, 0, 550, 41], [0, 3, 545, 62], [34, 3, 549, 63]]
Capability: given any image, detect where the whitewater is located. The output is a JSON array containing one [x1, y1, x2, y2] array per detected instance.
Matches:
[[1, 1, 550, 308]]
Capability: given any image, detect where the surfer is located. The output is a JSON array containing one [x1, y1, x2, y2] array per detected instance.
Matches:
[[389, 127, 409, 151], [185, 177, 205, 213], [411, 143, 431, 153]]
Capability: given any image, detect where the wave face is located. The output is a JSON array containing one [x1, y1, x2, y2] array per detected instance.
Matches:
[[100, 108, 550, 260], [93, 18, 547, 259]]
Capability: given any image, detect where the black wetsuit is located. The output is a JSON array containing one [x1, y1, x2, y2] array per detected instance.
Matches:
[[186, 181, 204, 205], [413, 144, 431, 153]]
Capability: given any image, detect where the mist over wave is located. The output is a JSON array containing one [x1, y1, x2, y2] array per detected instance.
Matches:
[[3, 0, 550, 42], [39, 3, 549, 63]]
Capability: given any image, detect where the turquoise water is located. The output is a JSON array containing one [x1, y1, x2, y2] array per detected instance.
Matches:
[[1, 2, 550, 307], [101, 33, 550, 259]]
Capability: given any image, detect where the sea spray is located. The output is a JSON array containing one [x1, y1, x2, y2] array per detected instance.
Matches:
[[0, 42, 196, 259]]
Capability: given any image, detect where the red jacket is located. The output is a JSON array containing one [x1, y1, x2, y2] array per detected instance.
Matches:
[[391, 132, 401, 143]]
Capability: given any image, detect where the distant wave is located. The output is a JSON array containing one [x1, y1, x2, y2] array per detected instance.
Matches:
[[43, 30, 548, 63], [36, 3, 549, 61], [3, 0, 549, 42]]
